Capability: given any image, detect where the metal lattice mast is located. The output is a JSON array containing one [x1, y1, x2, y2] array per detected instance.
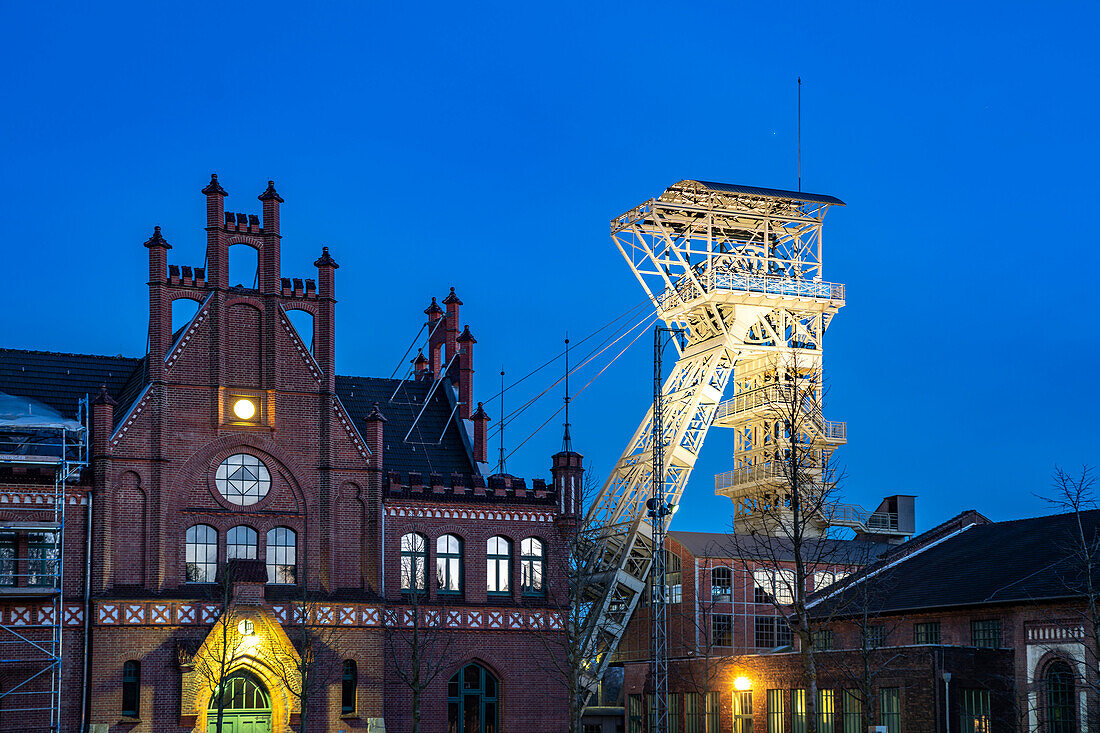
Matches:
[[580, 180, 846, 684]]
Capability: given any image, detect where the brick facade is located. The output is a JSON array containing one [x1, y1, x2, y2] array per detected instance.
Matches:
[[0, 176, 574, 732]]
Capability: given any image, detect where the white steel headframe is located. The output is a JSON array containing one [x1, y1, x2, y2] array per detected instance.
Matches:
[[581, 180, 846, 682]]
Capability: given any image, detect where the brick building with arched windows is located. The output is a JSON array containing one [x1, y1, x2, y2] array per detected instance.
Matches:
[[0, 175, 581, 733]]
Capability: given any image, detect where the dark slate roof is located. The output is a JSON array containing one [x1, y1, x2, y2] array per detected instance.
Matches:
[[0, 349, 477, 479], [667, 180, 846, 207], [671, 530, 891, 565], [810, 509, 1100, 617], [0, 349, 143, 423], [335, 375, 477, 478]]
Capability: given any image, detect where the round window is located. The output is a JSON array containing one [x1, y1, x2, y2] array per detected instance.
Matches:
[[215, 454, 271, 506]]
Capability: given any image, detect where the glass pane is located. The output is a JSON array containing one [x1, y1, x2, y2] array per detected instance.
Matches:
[[464, 664, 480, 690]]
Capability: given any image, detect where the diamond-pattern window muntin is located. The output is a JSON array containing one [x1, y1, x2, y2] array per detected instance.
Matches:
[[215, 454, 272, 506]]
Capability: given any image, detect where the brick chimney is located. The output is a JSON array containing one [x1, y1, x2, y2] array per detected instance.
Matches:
[[91, 384, 117, 460], [456, 325, 476, 419], [313, 246, 339, 392], [258, 181, 284, 295], [201, 173, 228, 289], [413, 349, 430, 380], [443, 287, 461, 380], [144, 226, 171, 380], [364, 402, 387, 473], [425, 297, 444, 377], [552, 449, 584, 532], [470, 402, 490, 465]]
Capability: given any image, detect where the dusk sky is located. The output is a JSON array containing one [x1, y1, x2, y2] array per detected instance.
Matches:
[[2, 1, 1097, 534]]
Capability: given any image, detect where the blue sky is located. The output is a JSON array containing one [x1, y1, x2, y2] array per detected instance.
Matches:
[[2, 1, 1097, 533]]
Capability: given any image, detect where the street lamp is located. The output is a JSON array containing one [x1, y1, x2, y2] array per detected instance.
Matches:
[[733, 676, 752, 691]]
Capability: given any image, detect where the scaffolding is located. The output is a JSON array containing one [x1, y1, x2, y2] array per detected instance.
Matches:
[[0, 393, 87, 732]]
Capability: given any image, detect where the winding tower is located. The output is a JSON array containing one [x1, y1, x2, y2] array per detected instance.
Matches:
[[582, 180, 846, 681]]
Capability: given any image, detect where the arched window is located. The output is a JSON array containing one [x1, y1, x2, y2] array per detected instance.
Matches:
[[437, 534, 463, 595], [1046, 660, 1076, 733], [486, 536, 511, 596], [400, 533, 428, 592], [341, 660, 357, 715], [122, 660, 140, 717], [210, 670, 271, 713], [227, 526, 258, 560], [185, 525, 218, 583], [712, 566, 732, 599], [227, 243, 259, 289], [266, 527, 297, 585], [521, 538, 546, 596], [447, 663, 499, 733]]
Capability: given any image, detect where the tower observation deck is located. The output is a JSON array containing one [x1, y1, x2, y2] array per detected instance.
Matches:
[[580, 180, 847, 683]]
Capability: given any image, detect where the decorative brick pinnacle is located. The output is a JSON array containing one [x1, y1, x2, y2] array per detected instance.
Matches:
[[93, 384, 118, 407], [143, 225, 171, 249], [258, 180, 284, 203], [365, 402, 388, 423], [457, 325, 476, 343], [413, 349, 429, 366], [201, 173, 227, 197], [442, 286, 462, 306], [313, 245, 339, 269], [471, 402, 490, 421], [424, 297, 444, 316]]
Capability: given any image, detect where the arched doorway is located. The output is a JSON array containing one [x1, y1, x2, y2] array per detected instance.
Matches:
[[447, 663, 499, 733], [207, 670, 272, 733]]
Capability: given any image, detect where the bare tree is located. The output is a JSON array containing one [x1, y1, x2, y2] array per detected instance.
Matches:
[[671, 560, 735, 731], [722, 353, 851, 733], [385, 527, 457, 733], [192, 560, 252, 733], [267, 584, 349, 732], [529, 475, 605, 733]]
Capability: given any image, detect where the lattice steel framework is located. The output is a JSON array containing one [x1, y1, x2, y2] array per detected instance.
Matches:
[[581, 180, 846, 684]]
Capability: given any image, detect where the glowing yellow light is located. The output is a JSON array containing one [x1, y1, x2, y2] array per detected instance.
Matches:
[[237, 619, 255, 636], [233, 399, 257, 421], [734, 676, 752, 691]]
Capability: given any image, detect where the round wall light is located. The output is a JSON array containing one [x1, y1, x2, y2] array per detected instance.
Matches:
[[733, 676, 752, 691], [237, 619, 255, 636], [233, 398, 257, 421]]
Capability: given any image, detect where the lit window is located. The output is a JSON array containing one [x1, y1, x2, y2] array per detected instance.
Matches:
[[341, 660, 357, 715], [767, 689, 784, 733], [447, 664, 499, 732], [842, 690, 862, 733], [185, 525, 218, 583], [266, 527, 297, 584], [813, 571, 835, 591], [487, 536, 511, 595], [400, 533, 427, 592], [122, 660, 140, 717], [754, 568, 795, 605], [879, 688, 900, 733], [521, 537, 546, 596], [962, 688, 992, 733], [793, 689, 806, 733], [812, 629, 834, 650], [227, 526, 258, 560], [733, 690, 752, 733], [817, 689, 836, 733], [436, 534, 463, 594], [664, 550, 682, 604], [215, 454, 271, 506]]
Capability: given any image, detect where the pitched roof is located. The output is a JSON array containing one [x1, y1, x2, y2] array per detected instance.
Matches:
[[0, 349, 143, 424], [670, 530, 892, 565], [0, 349, 477, 479], [810, 509, 1100, 617], [335, 375, 476, 478]]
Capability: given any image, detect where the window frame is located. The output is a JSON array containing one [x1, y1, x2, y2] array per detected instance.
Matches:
[[712, 613, 733, 647], [711, 566, 732, 600], [400, 532, 428, 593], [486, 536, 512, 597], [767, 689, 784, 733], [520, 537, 547, 597], [970, 619, 1002, 648], [265, 526, 297, 585], [341, 659, 357, 715], [185, 524, 219, 583], [436, 533, 464, 595], [879, 688, 900, 733], [914, 620, 941, 645], [122, 660, 140, 717], [226, 525, 258, 560]]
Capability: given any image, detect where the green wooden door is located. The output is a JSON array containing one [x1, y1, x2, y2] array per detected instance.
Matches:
[[208, 672, 272, 733]]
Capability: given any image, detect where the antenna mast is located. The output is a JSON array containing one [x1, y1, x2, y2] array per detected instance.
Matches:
[[497, 368, 507, 474], [798, 76, 802, 193], [562, 336, 573, 451]]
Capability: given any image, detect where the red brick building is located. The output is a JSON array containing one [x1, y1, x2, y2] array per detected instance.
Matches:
[[618, 509, 1100, 733], [0, 175, 579, 733]]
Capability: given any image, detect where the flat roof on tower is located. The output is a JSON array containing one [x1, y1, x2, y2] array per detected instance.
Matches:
[[665, 180, 846, 207]]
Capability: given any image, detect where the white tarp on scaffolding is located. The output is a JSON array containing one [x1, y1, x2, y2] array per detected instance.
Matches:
[[0, 392, 82, 430]]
